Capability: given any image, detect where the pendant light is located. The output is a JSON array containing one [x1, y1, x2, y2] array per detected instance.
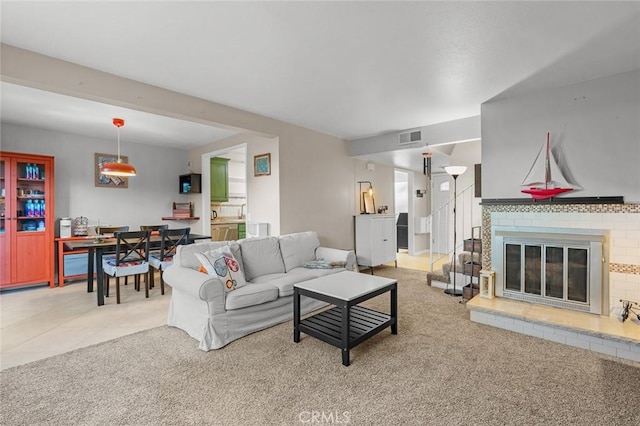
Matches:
[[100, 118, 137, 176]]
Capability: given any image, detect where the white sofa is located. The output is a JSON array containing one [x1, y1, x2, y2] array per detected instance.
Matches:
[[163, 231, 356, 350]]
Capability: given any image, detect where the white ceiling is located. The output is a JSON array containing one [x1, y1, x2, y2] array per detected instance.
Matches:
[[1, 1, 639, 170]]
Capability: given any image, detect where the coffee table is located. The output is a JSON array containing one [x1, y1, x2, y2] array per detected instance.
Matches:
[[293, 271, 397, 366]]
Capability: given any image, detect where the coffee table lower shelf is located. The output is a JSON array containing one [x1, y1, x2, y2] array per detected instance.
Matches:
[[299, 305, 394, 365]]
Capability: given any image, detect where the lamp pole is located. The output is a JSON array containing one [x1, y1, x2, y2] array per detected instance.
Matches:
[[444, 166, 467, 296]]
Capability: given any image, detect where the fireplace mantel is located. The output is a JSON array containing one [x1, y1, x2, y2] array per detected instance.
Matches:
[[481, 196, 624, 205]]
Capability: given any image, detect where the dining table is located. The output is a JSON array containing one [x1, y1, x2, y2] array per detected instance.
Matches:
[[64, 233, 211, 306]]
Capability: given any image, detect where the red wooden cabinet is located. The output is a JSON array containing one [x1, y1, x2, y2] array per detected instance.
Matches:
[[0, 152, 55, 288]]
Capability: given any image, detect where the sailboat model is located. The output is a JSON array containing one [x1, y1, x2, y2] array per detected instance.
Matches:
[[521, 132, 574, 200]]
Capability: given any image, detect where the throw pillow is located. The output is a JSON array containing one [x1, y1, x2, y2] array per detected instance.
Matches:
[[303, 260, 347, 269], [195, 246, 247, 292]]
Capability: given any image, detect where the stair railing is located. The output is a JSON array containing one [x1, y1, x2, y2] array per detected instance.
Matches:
[[427, 183, 476, 272]]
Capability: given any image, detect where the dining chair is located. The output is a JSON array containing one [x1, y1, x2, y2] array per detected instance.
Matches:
[[96, 225, 130, 235], [102, 230, 151, 304], [95, 226, 131, 294], [148, 227, 191, 295], [139, 225, 169, 232], [140, 225, 169, 289]]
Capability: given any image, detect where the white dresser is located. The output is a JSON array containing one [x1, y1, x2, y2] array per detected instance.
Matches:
[[354, 214, 397, 273]]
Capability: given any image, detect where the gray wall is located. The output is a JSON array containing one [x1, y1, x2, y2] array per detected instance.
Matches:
[[1, 122, 189, 233], [482, 69, 640, 202]]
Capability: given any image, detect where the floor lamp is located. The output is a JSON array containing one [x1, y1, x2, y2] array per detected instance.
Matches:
[[444, 166, 467, 296]]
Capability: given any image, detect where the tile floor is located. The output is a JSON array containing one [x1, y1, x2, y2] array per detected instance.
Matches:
[[0, 277, 170, 371], [0, 251, 440, 371]]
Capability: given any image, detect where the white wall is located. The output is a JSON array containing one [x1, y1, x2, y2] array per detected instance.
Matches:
[[188, 133, 280, 237], [278, 128, 355, 249], [1, 122, 189, 232], [353, 158, 395, 216], [412, 170, 430, 253], [448, 140, 482, 242], [482, 69, 640, 202]]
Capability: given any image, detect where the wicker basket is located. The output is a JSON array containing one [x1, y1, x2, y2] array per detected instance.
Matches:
[[72, 216, 89, 236]]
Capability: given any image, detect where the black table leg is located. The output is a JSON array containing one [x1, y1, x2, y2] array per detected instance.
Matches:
[[293, 288, 300, 343], [87, 247, 95, 293], [391, 284, 398, 335], [96, 247, 104, 306], [341, 303, 350, 366]]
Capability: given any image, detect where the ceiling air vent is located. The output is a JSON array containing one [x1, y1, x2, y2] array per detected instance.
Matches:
[[398, 130, 422, 146]]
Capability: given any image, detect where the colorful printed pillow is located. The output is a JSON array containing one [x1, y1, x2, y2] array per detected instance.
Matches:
[[195, 246, 247, 292]]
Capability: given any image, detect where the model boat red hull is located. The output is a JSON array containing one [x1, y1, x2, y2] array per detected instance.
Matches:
[[521, 187, 573, 200]]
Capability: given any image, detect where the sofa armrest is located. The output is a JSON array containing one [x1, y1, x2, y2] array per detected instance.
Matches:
[[163, 266, 226, 304], [315, 247, 357, 271]]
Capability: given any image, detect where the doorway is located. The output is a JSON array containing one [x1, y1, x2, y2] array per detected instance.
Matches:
[[394, 170, 411, 254], [200, 144, 247, 236]]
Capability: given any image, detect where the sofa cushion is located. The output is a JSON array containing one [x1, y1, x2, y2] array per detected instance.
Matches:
[[278, 231, 320, 272], [239, 237, 285, 281], [248, 267, 346, 298], [252, 269, 318, 297], [249, 272, 287, 284], [288, 266, 344, 280], [225, 283, 278, 310], [175, 241, 243, 271], [195, 246, 247, 292]]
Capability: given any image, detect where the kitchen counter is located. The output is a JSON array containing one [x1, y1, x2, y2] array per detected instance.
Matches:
[[211, 217, 246, 225]]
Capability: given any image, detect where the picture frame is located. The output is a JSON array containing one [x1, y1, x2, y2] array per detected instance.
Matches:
[[254, 153, 271, 177], [94, 153, 129, 188]]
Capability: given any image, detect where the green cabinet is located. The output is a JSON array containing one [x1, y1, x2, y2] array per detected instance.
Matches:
[[237, 223, 246, 239], [210, 157, 229, 202]]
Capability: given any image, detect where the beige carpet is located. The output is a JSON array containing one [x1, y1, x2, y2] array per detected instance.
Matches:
[[1, 267, 639, 425]]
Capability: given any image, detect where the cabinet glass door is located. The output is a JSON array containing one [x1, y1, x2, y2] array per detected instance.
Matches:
[[16, 160, 47, 233], [14, 159, 49, 283], [0, 159, 9, 284], [0, 159, 6, 233]]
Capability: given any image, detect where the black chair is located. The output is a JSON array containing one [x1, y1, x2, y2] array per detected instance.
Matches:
[[96, 226, 131, 293], [96, 225, 130, 235], [139, 225, 169, 232], [139, 226, 170, 288], [102, 230, 151, 304], [148, 228, 191, 295]]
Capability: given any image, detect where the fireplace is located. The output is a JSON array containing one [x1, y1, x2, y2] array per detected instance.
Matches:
[[492, 226, 608, 315]]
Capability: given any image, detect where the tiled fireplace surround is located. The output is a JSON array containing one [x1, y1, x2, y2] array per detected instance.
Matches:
[[467, 202, 640, 362]]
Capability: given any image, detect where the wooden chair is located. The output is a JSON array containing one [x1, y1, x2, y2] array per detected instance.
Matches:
[[148, 227, 190, 295], [102, 230, 151, 304]]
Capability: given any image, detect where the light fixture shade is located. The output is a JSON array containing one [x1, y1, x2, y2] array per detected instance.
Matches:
[[101, 160, 137, 176], [444, 166, 467, 177]]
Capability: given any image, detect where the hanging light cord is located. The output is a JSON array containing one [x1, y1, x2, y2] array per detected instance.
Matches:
[[116, 124, 122, 163]]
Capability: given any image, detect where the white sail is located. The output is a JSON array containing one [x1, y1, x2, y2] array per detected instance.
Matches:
[[521, 135, 573, 189]]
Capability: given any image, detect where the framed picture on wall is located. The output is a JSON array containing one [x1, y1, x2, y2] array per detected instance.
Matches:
[[254, 153, 271, 177], [94, 153, 129, 188]]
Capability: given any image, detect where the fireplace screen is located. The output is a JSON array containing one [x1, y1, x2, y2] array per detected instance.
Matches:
[[493, 226, 606, 315], [504, 243, 589, 306]]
